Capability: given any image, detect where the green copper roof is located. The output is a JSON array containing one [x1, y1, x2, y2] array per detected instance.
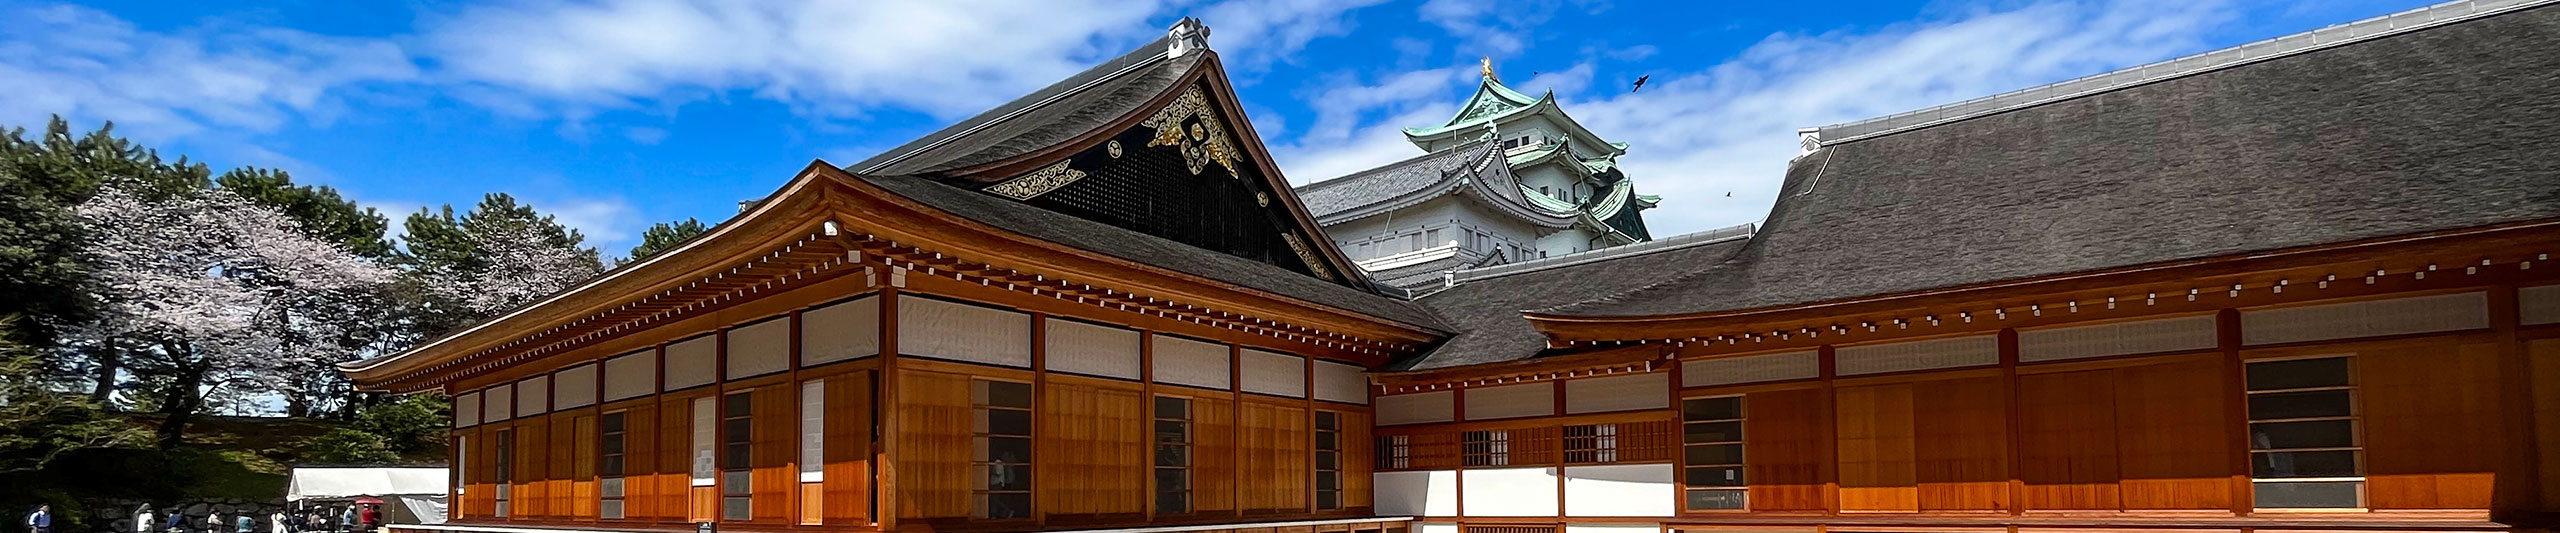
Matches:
[[1407, 74, 1549, 139], [1520, 184, 1580, 211]]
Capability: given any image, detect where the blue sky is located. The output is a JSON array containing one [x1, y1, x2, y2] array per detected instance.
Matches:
[[1, 0, 2433, 258]]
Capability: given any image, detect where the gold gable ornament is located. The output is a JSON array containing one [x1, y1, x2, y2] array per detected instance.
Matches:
[[1282, 232, 1335, 281], [983, 161, 1087, 200], [1140, 87, 1244, 176]]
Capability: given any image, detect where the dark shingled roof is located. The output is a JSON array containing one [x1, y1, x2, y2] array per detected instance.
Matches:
[[1296, 142, 1491, 219], [849, 36, 1189, 176], [1296, 141, 1560, 225], [854, 173, 1451, 332], [1393, 237, 1749, 370], [1545, 4, 2560, 318]]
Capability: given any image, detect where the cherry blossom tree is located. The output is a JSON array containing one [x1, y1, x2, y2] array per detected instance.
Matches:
[[74, 180, 394, 448]]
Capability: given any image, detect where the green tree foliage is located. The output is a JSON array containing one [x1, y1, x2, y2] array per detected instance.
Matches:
[[397, 194, 606, 338], [303, 428, 398, 465], [626, 217, 708, 262], [0, 117, 209, 349], [216, 168, 396, 259], [0, 317, 147, 474], [349, 393, 447, 456]]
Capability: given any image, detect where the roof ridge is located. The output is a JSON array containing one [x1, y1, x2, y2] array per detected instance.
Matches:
[[850, 34, 1177, 174], [1294, 140, 1491, 191], [1808, 0, 2559, 145], [1433, 223, 1755, 290]]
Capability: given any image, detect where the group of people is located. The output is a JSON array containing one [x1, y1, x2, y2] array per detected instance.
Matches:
[[121, 503, 382, 533]]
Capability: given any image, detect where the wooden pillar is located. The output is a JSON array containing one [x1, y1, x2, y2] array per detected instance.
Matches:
[[2218, 308, 2251, 515], [1998, 328, 2023, 516], [1230, 343, 1245, 519], [2491, 284, 2541, 520], [1818, 344, 1840, 516], [875, 281, 901, 531], [1308, 350, 1322, 514], [1029, 312, 1048, 526], [1140, 331, 1157, 521]]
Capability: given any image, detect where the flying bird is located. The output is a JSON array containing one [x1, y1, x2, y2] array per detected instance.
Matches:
[[1631, 75, 1650, 92]]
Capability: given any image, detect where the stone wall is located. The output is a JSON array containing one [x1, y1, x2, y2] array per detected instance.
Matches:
[[81, 498, 287, 533]]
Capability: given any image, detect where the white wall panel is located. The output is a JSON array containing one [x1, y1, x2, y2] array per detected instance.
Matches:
[[2242, 291, 2489, 345], [2020, 314, 2218, 362], [1312, 361, 1368, 404], [1565, 373, 1668, 414], [800, 380, 824, 482], [552, 364, 598, 409], [1374, 470, 1458, 517], [1836, 335, 1998, 376], [897, 296, 1031, 368], [663, 336, 717, 391], [453, 392, 481, 427], [690, 397, 716, 486], [1045, 319, 1140, 380], [801, 297, 879, 366], [1418, 523, 1458, 533], [1151, 335, 1230, 390], [1464, 382, 1554, 421], [1683, 350, 1819, 387], [1563, 464, 1676, 517], [1376, 391, 1455, 426], [481, 384, 512, 423], [726, 317, 791, 379], [514, 376, 549, 417], [1461, 467, 1560, 517], [2527, 284, 2560, 326], [603, 351, 656, 401], [1239, 349, 1306, 398]]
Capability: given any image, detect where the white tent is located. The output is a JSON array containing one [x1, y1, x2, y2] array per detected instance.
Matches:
[[285, 467, 451, 524]]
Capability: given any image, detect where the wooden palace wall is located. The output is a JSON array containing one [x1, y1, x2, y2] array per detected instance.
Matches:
[[435, 269, 1395, 533], [1372, 273, 2560, 532]]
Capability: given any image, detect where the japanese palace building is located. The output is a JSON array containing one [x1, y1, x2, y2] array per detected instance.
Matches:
[[344, 3, 2560, 533], [1296, 59, 1660, 289]]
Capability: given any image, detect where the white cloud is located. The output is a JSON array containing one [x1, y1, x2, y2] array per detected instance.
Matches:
[[1416, 0, 1566, 57], [0, 4, 420, 137], [1267, 65, 1475, 183], [1195, 0, 1396, 70], [422, 0, 1173, 118], [1276, 0, 2235, 237], [533, 195, 646, 251]]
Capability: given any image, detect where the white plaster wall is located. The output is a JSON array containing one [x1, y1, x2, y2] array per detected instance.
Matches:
[[1514, 164, 1581, 205], [602, 350, 656, 401], [800, 297, 879, 366], [514, 376, 548, 417], [1045, 318, 1141, 380], [1416, 523, 1459, 533], [725, 317, 792, 379], [1239, 349, 1306, 398], [1373, 470, 1457, 517], [1312, 361, 1369, 404], [551, 363, 598, 409], [1536, 227, 1602, 258], [1464, 382, 1554, 420], [663, 336, 717, 391], [1563, 464, 1676, 517], [1461, 467, 1560, 517], [1330, 194, 1545, 264], [1564, 373, 1668, 414]]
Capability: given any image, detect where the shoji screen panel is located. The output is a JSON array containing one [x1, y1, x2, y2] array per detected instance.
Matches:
[[1376, 391, 1455, 426], [725, 317, 791, 380], [896, 296, 1031, 368], [553, 364, 599, 410], [1151, 335, 1231, 390], [1463, 383, 1554, 421], [801, 297, 879, 366], [2524, 284, 2560, 325], [516, 376, 550, 418], [1683, 350, 1818, 387], [603, 350, 656, 402], [455, 392, 482, 428], [1239, 349, 1307, 398], [2018, 314, 2217, 363], [2241, 291, 2488, 346], [483, 384, 514, 423], [1837, 335, 1997, 376], [1312, 361, 1368, 404], [1044, 318, 1140, 380], [1564, 373, 1668, 414], [664, 336, 717, 391]]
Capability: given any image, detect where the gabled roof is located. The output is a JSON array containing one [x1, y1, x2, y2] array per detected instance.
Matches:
[[1294, 141, 1579, 228], [1404, 74, 1626, 154], [1535, 1, 2560, 320], [1395, 226, 1754, 370], [848, 35, 1190, 176]]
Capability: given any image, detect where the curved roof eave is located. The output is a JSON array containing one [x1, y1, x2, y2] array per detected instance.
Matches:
[[1405, 96, 1626, 156]]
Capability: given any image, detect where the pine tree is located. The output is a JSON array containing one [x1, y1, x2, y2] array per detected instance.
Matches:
[[625, 217, 709, 262]]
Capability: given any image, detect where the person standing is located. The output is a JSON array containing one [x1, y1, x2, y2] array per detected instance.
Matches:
[[23, 504, 49, 533], [234, 513, 253, 533], [355, 505, 378, 533], [133, 505, 153, 533], [158, 509, 182, 533], [268, 512, 285, 533]]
